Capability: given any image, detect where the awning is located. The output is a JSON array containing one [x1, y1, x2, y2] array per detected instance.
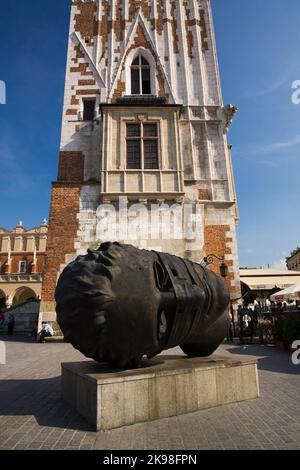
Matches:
[[240, 276, 300, 290], [270, 283, 300, 302], [239, 269, 300, 291]]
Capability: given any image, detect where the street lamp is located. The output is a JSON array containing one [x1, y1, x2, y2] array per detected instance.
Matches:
[[203, 253, 228, 278]]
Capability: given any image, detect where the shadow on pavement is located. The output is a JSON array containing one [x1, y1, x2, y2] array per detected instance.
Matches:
[[0, 376, 94, 432], [226, 342, 300, 375], [0, 335, 36, 344]]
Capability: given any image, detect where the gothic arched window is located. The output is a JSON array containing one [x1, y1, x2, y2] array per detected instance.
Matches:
[[131, 55, 151, 95]]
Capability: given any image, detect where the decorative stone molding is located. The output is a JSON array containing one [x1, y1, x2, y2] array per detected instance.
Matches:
[[223, 104, 238, 133]]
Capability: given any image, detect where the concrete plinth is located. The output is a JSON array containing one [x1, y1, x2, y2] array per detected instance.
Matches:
[[61, 355, 259, 431]]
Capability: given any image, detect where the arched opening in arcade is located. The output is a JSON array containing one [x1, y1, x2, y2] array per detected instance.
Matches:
[[11, 287, 38, 307]]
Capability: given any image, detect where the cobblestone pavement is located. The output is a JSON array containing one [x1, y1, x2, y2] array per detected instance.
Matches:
[[0, 335, 299, 450]]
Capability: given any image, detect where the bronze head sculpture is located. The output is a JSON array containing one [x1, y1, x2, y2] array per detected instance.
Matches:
[[55, 242, 230, 368]]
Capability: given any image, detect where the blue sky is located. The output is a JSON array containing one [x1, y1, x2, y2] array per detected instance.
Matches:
[[0, 0, 299, 269], [212, 0, 300, 269]]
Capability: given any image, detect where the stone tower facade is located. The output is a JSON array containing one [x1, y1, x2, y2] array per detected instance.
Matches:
[[40, 0, 241, 323]]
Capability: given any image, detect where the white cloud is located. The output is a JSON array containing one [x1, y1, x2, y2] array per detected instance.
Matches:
[[272, 258, 287, 270], [260, 133, 300, 153], [260, 159, 279, 168], [243, 58, 298, 98], [243, 76, 289, 98], [246, 133, 300, 156]]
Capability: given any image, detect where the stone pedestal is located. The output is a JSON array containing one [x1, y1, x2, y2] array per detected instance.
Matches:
[[61, 355, 259, 431]]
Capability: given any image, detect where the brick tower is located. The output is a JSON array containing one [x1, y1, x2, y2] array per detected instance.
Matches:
[[40, 0, 241, 324]]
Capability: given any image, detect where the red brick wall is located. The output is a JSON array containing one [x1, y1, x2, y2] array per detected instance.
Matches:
[[41, 145, 84, 305], [41, 183, 81, 302], [204, 225, 237, 297], [10, 255, 33, 274], [0, 254, 45, 274], [58, 151, 84, 183], [74, 2, 98, 44], [0, 255, 7, 274], [35, 255, 46, 274], [198, 189, 212, 201]]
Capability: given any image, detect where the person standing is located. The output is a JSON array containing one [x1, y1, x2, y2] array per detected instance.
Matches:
[[226, 311, 234, 343], [0, 309, 5, 329], [7, 313, 15, 335]]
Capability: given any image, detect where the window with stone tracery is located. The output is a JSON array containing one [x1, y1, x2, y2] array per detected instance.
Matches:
[[126, 122, 159, 169], [131, 56, 151, 95]]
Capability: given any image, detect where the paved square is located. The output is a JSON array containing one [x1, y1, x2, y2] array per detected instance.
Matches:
[[0, 336, 299, 450]]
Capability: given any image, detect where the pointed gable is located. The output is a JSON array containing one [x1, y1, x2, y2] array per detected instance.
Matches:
[[110, 14, 174, 102]]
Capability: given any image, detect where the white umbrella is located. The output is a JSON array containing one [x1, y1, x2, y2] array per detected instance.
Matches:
[[270, 283, 300, 302]]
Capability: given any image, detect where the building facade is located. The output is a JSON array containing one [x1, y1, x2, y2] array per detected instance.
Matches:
[[0, 221, 48, 308], [286, 247, 300, 271], [41, 0, 241, 323]]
